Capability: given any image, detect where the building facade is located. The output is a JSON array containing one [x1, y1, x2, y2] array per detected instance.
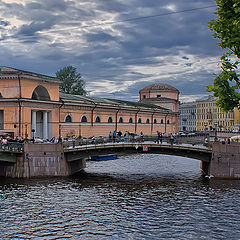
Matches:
[[139, 84, 179, 133], [196, 96, 235, 132], [179, 102, 196, 132], [0, 67, 179, 139]]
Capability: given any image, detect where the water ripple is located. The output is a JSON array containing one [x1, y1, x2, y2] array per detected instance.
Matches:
[[1, 154, 240, 239]]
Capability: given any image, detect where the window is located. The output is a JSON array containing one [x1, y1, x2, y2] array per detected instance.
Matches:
[[108, 117, 113, 123], [32, 85, 50, 101], [157, 94, 161, 98], [95, 116, 101, 123], [65, 114, 72, 123], [143, 95, 146, 99], [129, 117, 133, 123], [119, 117, 123, 123], [167, 120, 170, 124], [160, 119, 164, 124], [81, 116, 87, 122], [146, 119, 150, 124], [138, 118, 142, 124], [154, 119, 157, 124]]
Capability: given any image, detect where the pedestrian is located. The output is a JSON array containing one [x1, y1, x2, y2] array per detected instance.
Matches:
[[157, 131, 162, 144], [109, 131, 112, 142], [117, 131, 122, 142], [173, 134, 176, 144], [113, 130, 116, 143], [2, 137, 7, 149], [170, 133, 174, 145], [140, 131, 144, 142], [124, 131, 128, 143]]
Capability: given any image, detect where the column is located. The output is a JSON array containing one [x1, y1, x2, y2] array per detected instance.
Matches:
[[43, 111, 48, 140], [31, 110, 37, 138]]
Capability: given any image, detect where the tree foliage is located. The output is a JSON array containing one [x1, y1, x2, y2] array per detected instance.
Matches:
[[56, 66, 86, 95], [207, 0, 240, 111]]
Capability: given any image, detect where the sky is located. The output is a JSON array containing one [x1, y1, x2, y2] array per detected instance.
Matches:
[[0, 0, 222, 102]]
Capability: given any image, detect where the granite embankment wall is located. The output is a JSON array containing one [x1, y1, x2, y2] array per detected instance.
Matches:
[[210, 142, 240, 179], [0, 143, 86, 178]]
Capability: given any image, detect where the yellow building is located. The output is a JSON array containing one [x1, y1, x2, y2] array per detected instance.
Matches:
[[0, 67, 179, 139], [196, 96, 235, 132]]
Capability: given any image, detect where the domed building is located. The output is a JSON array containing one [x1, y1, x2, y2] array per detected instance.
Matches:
[[139, 84, 179, 113]]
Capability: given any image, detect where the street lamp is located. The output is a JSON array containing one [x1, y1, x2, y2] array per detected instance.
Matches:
[[214, 122, 218, 141], [204, 122, 208, 143], [31, 129, 35, 143], [25, 123, 28, 140]]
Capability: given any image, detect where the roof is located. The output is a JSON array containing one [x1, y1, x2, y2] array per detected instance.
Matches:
[[108, 99, 169, 111], [139, 84, 179, 92], [60, 92, 170, 111], [196, 95, 217, 102], [0, 66, 59, 82]]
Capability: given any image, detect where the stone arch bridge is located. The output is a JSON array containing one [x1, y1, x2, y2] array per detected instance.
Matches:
[[1, 141, 240, 179], [0, 142, 212, 178]]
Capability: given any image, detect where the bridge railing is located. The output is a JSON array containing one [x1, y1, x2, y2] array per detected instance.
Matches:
[[0, 142, 24, 152], [62, 135, 209, 149]]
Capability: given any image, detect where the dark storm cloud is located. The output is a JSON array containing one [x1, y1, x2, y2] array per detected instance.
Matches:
[[0, 19, 9, 26], [0, 0, 220, 102], [18, 19, 58, 36]]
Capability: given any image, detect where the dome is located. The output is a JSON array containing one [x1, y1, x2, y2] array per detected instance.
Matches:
[[139, 84, 178, 92]]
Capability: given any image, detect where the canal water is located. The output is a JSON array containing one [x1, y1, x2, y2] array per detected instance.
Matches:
[[1, 153, 240, 239]]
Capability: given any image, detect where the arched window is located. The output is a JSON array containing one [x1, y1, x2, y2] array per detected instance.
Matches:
[[81, 116, 88, 122], [108, 117, 113, 123], [95, 116, 101, 123], [138, 118, 142, 124], [32, 85, 51, 101], [167, 119, 170, 124], [119, 117, 123, 123], [65, 114, 72, 123], [161, 119, 164, 124], [154, 119, 157, 124], [146, 119, 150, 124], [129, 117, 133, 123], [0, 92, 2, 98]]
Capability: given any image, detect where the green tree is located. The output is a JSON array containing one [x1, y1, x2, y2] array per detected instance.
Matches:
[[56, 66, 86, 95], [207, 0, 240, 111]]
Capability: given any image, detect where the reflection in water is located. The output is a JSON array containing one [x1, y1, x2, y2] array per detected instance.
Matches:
[[1, 154, 240, 239]]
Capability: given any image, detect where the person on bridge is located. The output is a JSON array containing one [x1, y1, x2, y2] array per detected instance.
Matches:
[[124, 131, 129, 143], [113, 131, 116, 143], [157, 131, 162, 144], [117, 131, 122, 142], [109, 131, 112, 142]]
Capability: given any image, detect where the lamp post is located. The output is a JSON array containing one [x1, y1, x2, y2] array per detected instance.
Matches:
[[31, 129, 35, 143], [204, 122, 208, 143], [214, 122, 218, 141], [25, 123, 28, 140]]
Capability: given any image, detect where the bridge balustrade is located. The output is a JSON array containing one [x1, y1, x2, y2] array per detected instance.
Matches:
[[0, 142, 23, 152], [62, 135, 208, 149]]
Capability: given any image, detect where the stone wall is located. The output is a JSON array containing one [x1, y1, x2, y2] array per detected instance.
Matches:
[[22, 142, 69, 178], [210, 142, 240, 179]]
